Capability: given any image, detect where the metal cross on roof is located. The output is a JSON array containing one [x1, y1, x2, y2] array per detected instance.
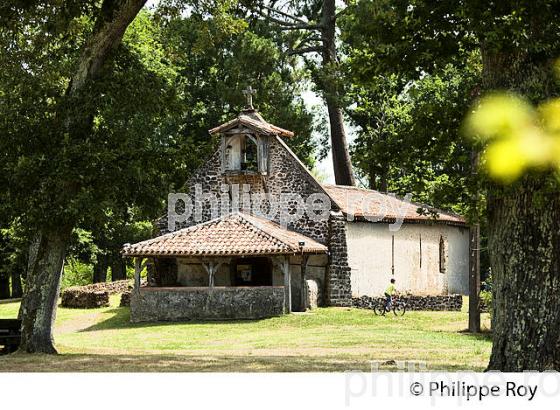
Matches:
[[242, 85, 257, 109]]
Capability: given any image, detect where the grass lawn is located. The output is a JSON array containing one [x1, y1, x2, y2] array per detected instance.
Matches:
[[0, 296, 491, 372]]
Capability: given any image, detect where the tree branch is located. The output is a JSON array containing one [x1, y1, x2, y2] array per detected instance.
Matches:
[[69, 0, 148, 95], [252, 5, 323, 31], [299, 33, 323, 45], [253, 7, 298, 26], [287, 45, 324, 56], [259, 4, 308, 24], [279, 23, 323, 31]]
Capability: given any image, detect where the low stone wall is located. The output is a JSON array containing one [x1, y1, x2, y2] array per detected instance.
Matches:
[[61, 288, 109, 309], [130, 286, 285, 322], [352, 294, 463, 311], [60, 280, 139, 309], [120, 292, 131, 307]]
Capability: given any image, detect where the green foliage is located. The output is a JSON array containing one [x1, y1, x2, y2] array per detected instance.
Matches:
[[466, 92, 560, 182], [0, 2, 320, 290], [347, 61, 481, 215], [0, 7, 182, 229], [0, 220, 29, 290], [159, 9, 317, 165], [342, 0, 560, 189], [61, 258, 94, 289]]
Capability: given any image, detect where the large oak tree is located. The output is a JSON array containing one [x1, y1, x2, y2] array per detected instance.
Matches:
[[1, 0, 148, 353], [1, 0, 319, 353]]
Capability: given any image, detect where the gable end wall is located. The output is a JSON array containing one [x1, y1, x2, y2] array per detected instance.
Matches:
[[158, 137, 331, 245]]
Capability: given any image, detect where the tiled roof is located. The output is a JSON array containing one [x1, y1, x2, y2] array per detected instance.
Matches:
[[122, 212, 327, 257], [208, 110, 294, 138], [322, 184, 467, 225]]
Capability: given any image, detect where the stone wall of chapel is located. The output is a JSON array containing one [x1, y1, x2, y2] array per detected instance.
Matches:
[[158, 137, 331, 244]]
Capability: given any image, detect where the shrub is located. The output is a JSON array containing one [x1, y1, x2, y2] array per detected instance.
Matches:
[[61, 258, 93, 289]]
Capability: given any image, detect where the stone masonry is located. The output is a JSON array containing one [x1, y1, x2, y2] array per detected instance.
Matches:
[[326, 211, 352, 306], [130, 286, 285, 321], [158, 136, 331, 244], [153, 126, 357, 308], [352, 294, 463, 311]]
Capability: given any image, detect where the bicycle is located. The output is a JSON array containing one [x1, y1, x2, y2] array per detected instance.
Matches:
[[373, 296, 407, 316]]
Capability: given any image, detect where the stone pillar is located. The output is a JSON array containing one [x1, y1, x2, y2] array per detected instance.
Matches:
[[326, 211, 352, 306]]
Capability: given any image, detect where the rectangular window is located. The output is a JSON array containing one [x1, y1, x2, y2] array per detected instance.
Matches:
[[223, 134, 258, 172], [419, 234, 422, 268], [439, 236, 447, 273], [391, 235, 395, 275]]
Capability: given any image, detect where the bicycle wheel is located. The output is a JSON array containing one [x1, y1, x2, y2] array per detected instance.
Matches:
[[373, 303, 386, 316], [393, 303, 406, 316]]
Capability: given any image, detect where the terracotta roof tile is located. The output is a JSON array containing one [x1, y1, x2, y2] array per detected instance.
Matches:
[[322, 184, 466, 225], [208, 110, 294, 137], [122, 212, 327, 257]]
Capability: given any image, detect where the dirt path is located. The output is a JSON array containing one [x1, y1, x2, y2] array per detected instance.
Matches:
[[55, 311, 104, 334]]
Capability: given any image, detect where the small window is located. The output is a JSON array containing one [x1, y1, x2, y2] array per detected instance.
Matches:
[[223, 134, 259, 172], [439, 236, 447, 273], [241, 136, 258, 171]]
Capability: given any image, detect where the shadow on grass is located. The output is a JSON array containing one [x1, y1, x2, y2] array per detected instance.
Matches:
[[0, 351, 484, 372], [79, 306, 269, 332], [458, 329, 493, 342], [0, 298, 21, 305]]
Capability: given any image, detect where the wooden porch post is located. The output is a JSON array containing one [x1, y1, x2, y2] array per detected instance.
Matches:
[[203, 262, 216, 288], [203, 260, 229, 288], [134, 257, 142, 292], [300, 254, 309, 311], [469, 223, 481, 332], [209, 263, 215, 288], [282, 256, 291, 313]]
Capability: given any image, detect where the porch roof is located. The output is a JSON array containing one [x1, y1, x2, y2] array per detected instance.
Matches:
[[122, 212, 327, 257]]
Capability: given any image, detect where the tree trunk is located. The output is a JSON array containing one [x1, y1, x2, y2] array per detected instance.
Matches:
[[18, 0, 147, 354], [486, 178, 560, 370], [481, 45, 560, 370], [68, 0, 149, 94], [18, 227, 72, 354], [321, 0, 354, 186], [379, 173, 388, 193], [93, 254, 108, 283], [367, 168, 376, 190], [0, 273, 10, 299], [110, 256, 127, 281], [10, 269, 23, 298]]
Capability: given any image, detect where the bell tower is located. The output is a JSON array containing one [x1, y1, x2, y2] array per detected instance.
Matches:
[[209, 87, 294, 176]]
